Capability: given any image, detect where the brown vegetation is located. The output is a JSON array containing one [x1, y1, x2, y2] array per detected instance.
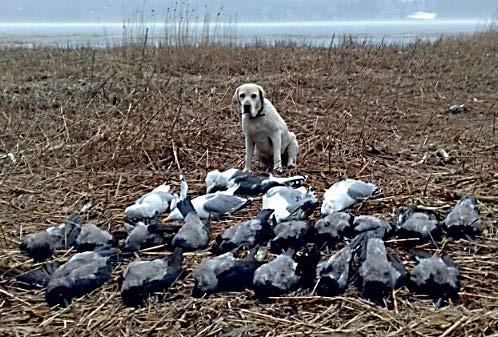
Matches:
[[0, 32, 497, 336]]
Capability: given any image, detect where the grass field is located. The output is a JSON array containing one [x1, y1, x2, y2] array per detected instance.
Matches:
[[0, 31, 497, 336]]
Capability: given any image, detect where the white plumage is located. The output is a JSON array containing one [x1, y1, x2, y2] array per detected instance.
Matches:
[[262, 186, 317, 223], [321, 179, 377, 215], [125, 184, 177, 219]]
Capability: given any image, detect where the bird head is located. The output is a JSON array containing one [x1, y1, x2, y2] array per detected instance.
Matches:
[[205, 170, 226, 193]]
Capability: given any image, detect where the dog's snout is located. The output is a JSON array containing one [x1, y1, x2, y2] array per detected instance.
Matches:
[[243, 104, 252, 114]]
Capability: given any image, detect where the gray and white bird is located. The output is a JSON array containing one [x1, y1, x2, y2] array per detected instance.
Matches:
[[358, 237, 406, 306], [213, 209, 275, 254], [409, 251, 460, 308], [443, 196, 483, 239], [20, 214, 83, 262], [75, 223, 115, 251], [269, 220, 312, 254], [321, 179, 377, 215], [121, 248, 183, 307], [353, 215, 392, 239], [395, 206, 442, 242], [252, 247, 320, 299], [314, 212, 354, 248], [166, 183, 252, 221], [262, 186, 318, 223], [171, 176, 210, 251], [122, 221, 165, 253], [193, 248, 263, 297], [314, 232, 365, 296], [125, 183, 178, 220], [45, 248, 119, 307], [205, 168, 307, 195]]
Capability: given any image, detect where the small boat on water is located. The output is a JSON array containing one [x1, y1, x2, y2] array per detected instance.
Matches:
[[407, 12, 437, 20]]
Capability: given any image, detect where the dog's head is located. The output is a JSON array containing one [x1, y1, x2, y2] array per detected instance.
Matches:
[[232, 83, 266, 119]]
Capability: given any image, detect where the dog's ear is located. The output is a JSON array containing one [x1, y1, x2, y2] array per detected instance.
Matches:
[[232, 87, 241, 106], [258, 86, 265, 110]]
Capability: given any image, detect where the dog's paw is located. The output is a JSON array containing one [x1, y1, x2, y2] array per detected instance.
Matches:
[[273, 167, 284, 175], [287, 163, 296, 170]]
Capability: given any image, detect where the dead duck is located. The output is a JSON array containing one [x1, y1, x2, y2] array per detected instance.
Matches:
[[192, 248, 264, 298], [171, 176, 210, 251], [213, 209, 275, 254], [357, 237, 406, 306], [395, 206, 442, 242], [443, 196, 482, 239], [314, 212, 354, 249], [45, 247, 119, 307], [121, 248, 183, 307], [409, 251, 460, 308], [20, 214, 83, 262], [205, 168, 307, 195]]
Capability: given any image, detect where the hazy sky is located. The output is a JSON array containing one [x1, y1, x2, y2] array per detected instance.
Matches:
[[2, 0, 497, 22]]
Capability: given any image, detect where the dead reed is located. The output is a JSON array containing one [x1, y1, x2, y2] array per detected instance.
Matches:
[[0, 31, 497, 336]]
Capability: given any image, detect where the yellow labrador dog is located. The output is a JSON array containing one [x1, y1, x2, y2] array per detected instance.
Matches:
[[233, 83, 299, 172]]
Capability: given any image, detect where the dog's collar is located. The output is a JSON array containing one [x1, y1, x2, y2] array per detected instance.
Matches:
[[248, 106, 266, 120]]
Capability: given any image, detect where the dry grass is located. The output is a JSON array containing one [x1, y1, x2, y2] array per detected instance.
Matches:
[[0, 32, 497, 336]]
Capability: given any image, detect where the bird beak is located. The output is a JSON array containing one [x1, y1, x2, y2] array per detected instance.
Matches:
[[206, 184, 214, 194]]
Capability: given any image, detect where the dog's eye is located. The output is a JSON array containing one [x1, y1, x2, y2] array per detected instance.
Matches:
[[240, 93, 245, 98], [251, 94, 257, 99]]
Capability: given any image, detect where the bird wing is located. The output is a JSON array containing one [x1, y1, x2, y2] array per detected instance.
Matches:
[[203, 195, 250, 216], [347, 182, 376, 200]]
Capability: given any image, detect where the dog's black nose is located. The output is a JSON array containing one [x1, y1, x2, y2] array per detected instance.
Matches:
[[243, 104, 252, 114]]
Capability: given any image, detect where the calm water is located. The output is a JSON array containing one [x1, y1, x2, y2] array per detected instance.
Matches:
[[0, 19, 492, 47]]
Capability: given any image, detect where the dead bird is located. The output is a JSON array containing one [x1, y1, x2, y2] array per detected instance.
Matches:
[[358, 237, 406, 306], [122, 220, 176, 253], [314, 212, 354, 249], [269, 220, 313, 254], [353, 215, 392, 239], [20, 214, 83, 262], [45, 248, 120, 307], [172, 176, 210, 251], [213, 209, 275, 255], [409, 251, 460, 308], [321, 179, 377, 215], [125, 183, 178, 220], [75, 223, 116, 251], [315, 233, 365, 297], [252, 247, 320, 299], [192, 248, 264, 297], [395, 206, 442, 242], [443, 196, 483, 239], [262, 186, 318, 223], [121, 248, 183, 307], [6, 261, 59, 290], [205, 168, 307, 195]]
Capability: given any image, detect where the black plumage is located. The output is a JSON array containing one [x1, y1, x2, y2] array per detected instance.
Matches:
[[213, 209, 275, 254], [314, 212, 353, 248], [123, 221, 166, 253], [269, 220, 313, 254], [395, 206, 442, 242], [8, 262, 59, 289], [20, 214, 83, 262], [45, 248, 119, 307], [443, 196, 483, 239], [353, 215, 392, 239], [409, 251, 460, 308], [121, 248, 183, 307]]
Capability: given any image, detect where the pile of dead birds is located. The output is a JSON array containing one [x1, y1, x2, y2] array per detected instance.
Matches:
[[13, 168, 483, 309]]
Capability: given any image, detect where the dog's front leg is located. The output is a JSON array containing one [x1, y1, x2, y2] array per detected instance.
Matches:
[[271, 131, 283, 172], [244, 136, 254, 172]]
